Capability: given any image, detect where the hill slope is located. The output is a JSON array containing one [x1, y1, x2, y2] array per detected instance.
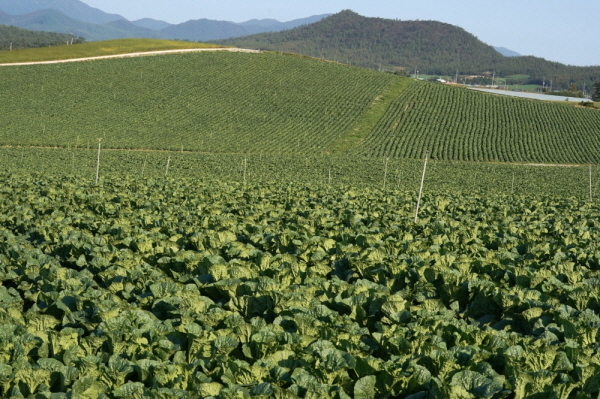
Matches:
[[1, 51, 599, 163], [0, 0, 124, 24], [0, 24, 84, 50], [0, 52, 394, 154], [219, 10, 600, 90]]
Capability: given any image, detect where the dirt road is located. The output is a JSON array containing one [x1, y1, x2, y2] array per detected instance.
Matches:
[[0, 47, 262, 67]]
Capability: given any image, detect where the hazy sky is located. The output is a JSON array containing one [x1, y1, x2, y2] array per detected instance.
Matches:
[[81, 0, 599, 66]]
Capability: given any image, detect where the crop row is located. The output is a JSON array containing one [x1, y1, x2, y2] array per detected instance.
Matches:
[[0, 52, 393, 153], [355, 82, 600, 163], [0, 148, 598, 199]]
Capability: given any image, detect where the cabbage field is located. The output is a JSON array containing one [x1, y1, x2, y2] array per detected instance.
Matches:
[[1, 169, 600, 398], [354, 82, 600, 163], [1, 51, 599, 164], [2, 49, 600, 398]]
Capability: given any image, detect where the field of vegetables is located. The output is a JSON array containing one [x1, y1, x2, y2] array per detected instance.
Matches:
[[2, 49, 600, 398], [0, 52, 393, 154], [354, 82, 600, 163], [1, 171, 600, 398], [1, 51, 599, 164], [0, 147, 598, 199]]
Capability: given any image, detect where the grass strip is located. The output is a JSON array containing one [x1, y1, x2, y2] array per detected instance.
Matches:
[[327, 77, 413, 154], [0, 38, 225, 63]]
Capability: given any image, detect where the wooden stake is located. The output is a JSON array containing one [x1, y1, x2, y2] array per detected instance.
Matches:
[[383, 157, 389, 189], [590, 164, 593, 202], [243, 157, 247, 185], [95, 138, 102, 184], [141, 158, 147, 176], [414, 150, 429, 223], [165, 156, 171, 176], [511, 171, 515, 194]]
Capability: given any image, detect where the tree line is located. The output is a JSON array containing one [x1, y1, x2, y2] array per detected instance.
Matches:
[[0, 25, 85, 51]]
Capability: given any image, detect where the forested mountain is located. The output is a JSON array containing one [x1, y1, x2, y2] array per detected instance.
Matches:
[[219, 10, 600, 90], [0, 24, 84, 50]]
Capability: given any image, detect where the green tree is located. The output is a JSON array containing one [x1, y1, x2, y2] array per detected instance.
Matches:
[[593, 81, 600, 102]]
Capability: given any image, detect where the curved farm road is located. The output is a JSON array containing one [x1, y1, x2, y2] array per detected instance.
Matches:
[[0, 47, 262, 67]]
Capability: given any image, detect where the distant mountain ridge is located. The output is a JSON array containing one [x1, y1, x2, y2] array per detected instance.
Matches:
[[161, 14, 330, 41], [0, 0, 124, 24], [0, 0, 330, 42], [494, 46, 521, 57], [131, 18, 172, 31], [0, 9, 162, 41]]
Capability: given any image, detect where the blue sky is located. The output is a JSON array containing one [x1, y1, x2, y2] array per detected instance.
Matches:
[[81, 0, 599, 66]]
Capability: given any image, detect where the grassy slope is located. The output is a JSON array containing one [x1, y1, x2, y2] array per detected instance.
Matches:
[[0, 38, 222, 63], [327, 78, 412, 154], [1, 50, 600, 163]]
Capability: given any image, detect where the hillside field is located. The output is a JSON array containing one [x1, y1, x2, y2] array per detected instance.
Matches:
[[1, 51, 600, 164], [0, 38, 221, 63], [2, 48, 600, 399]]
